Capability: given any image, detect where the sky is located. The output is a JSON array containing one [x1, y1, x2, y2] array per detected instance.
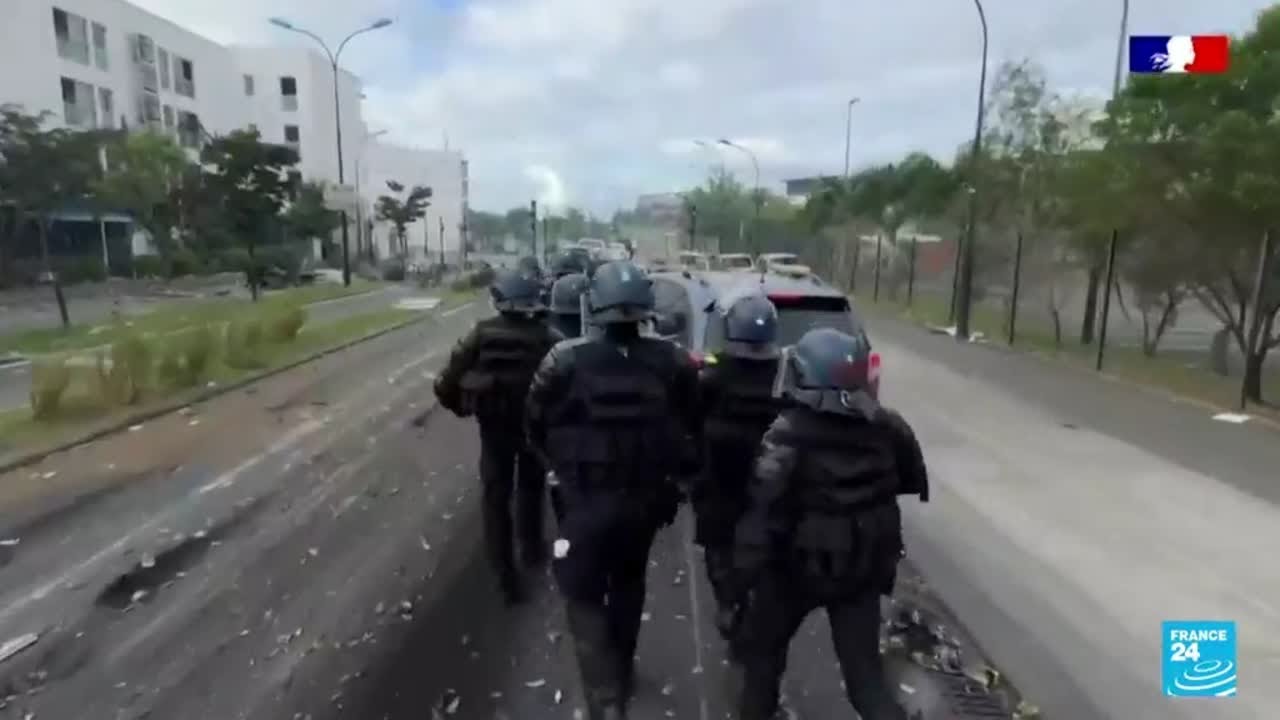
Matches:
[[130, 0, 1275, 215]]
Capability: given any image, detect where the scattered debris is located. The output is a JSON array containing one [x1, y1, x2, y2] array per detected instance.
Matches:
[[128, 424, 143, 432], [554, 689, 563, 704], [140, 555, 156, 569], [419, 536, 431, 551], [640, 612, 651, 622], [525, 679, 546, 688], [130, 589, 148, 604], [661, 682, 675, 696], [1212, 412, 1251, 424], [0, 633, 39, 664], [0, 539, 19, 547], [40, 471, 56, 480], [188, 419, 201, 427], [1013, 700, 1042, 718], [553, 539, 571, 559], [437, 688, 460, 715], [307, 548, 319, 558]]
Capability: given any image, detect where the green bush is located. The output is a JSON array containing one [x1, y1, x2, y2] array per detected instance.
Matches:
[[225, 319, 265, 369], [182, 325, 216, 379], [132, 255, 169, 279], [169, 248, 203, 278], [470, 266, 496, 288], [93, 333, 152, 406], [156, 343, 184, 388], [29, 360, 72, 421], [212, 247, 251, 274], [450, 277, 472, 292], [265, 306, 307, 343], [54, 256, 108, 285]]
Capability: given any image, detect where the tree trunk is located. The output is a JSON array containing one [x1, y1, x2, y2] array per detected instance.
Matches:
[[247, 232, 259, 302], [1242, 350, 1265, 404], [1079, 263, 1101, 345], [1050, 307, 1062, 348], [39, 217, 71, 329]]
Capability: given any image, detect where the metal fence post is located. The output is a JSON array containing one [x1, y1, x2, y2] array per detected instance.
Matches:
[[850, 239, 861, 293], [1095, 229, 1119, 371], [872, 234, 883, 301], [1241, 229, 1275, 410], [1008, 231, 1023, 345], [906, 235, 918, 307], [948, 232, 963, 324]]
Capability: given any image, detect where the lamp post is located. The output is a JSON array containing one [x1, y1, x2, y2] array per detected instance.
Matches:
[[718, 139, 760, 253], [953, 0, 989, 342], [844, 97, 860, 177], [354, 128, 387, 261], [269, 16, 393, 287]]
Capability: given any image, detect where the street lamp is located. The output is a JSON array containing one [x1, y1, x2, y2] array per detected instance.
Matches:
[[269, 16, 393, 287], [354, 128, 387, 261], [953, 0, 989, 342], [844, 97, 860, 177], [718, 139, 761, 253]]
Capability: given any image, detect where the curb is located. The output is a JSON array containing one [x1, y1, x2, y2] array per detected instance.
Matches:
[[0, 307, 461, 476], [868, 302, 1280, 432]]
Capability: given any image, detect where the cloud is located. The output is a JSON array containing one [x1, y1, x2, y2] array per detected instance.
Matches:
[[132, 0, 1275, 215]]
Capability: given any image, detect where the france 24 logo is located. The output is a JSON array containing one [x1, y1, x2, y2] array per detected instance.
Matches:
[[1162, 620, 1237, 697]]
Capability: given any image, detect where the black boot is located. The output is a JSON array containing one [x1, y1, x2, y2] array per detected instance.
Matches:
[[566, 601, 624, 719], [499, 568, 527, 606]]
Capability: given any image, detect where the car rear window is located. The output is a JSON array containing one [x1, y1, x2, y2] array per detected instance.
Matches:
[[703, 294, 868, 350]]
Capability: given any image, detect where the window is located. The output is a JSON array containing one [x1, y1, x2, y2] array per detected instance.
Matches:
[[177, 111, 201, 148], [280, 76, 298, 111], [136, 92, 161, 127], [287, 171, 303, 199], [52, 8, 89, 65], [175, 57, 195, 98], [243, 74, 255, 96], [92, 22, 108, 69], [60, 76, 97, 128], [163, 105, 174, 129], [158, 47, 170, 89], [283, 125, 300, 143], [132, 33, 154, 63], [98, 87, 114, 128]]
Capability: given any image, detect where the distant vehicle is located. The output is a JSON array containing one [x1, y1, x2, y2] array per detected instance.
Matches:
[[716, 253, 754, 271], [646, 257, 674, 273], [621, 268, 879, 396], [755, 252, 812, 278], [600, 246, 629, 262], [677, 251, 713, 272], [577, 238, 607, 256]]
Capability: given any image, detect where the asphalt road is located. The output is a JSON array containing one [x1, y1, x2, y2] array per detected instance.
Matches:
[[0, 284, 414, 413], [868, 314, 1280, 720], [1, 298, 1273, 719]]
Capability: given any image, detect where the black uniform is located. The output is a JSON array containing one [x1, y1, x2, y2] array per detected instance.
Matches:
[[525, 260, 700, 720], [690, 292, 783, 656], [543, 272, 590, 523], [730, 327, 928, 720], [434, 270, 561, 604]]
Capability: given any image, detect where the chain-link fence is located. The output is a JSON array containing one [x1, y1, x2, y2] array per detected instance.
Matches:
[[818, 224, 1279, 414]]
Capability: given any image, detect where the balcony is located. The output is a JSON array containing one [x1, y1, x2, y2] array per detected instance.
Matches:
[[57, 37, 90, 65], [175, 78, 195, 99], [134, 62, 158, 92]]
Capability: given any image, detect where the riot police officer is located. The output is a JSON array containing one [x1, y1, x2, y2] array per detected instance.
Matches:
[[729, 327, 928, 720], [548, 272, 589, 339], [550, 250, 591, 279], [691, 290, 784, 658], [525, 260, 700, 720], [434, 269, 563, 605]]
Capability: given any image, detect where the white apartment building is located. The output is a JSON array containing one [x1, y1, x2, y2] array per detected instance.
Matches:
[[0, 0, 469, 264], [360, 143, 469, 264]]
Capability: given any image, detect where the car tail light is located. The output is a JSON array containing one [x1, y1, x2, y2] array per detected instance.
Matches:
[[766, 293, 803, 301], [867, 352, 882, 385], [689, 351, 705, 368]]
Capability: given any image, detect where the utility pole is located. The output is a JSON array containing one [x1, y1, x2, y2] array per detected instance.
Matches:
[[689, 203, 698, 252], [438, 216, 445, 268], [529, 200, 538, 259]]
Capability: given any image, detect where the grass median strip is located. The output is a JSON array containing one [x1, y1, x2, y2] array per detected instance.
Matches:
[[0, 306, 419, 453], [0, 280, 380, 357], [859, 291, 1280, 422]]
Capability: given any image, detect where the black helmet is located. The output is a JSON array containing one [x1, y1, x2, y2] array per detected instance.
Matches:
[[516, 255, 542, 278], [773, 328, 881, 414], [550, 252, 589, 279], [718, 291, 778, 359], [550, 273, 589, 315], [490, 268, 545, 313], [587, 260, 654, 324]]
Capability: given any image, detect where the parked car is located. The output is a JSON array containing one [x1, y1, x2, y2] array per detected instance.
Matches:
[[677, 251, 713, 272], [716, 253, 754, 271]]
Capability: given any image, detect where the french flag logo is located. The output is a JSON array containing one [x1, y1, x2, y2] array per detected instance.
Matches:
[[1129, 35, 1230, 74]]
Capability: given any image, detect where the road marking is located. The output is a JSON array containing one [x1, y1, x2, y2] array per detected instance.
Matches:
[[680, 510, 711, 720], [197, 419, 326, 494], [0, 417, 328, 628], [0, 361, 31, 372], [395, 297, 443, 311], [1212, 412, 1252, 424], [387, 349, 441, 384], [304, 288, 387, 308], [441, 302, 474, 317]]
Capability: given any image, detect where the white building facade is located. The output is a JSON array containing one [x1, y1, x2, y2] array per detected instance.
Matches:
[[0, 0, 469, 264], [360, 143, 469, 265]]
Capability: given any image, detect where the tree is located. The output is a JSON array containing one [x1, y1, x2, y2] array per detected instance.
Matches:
[[95, 130, 188, 257], [374, 180, 431, 258], [466, 209, 506, 248], [284, 180, 340, 250], [199, 128, 300, 300], [0, 105, 106, 327], [684, 168, 755, 253]]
